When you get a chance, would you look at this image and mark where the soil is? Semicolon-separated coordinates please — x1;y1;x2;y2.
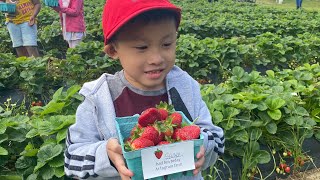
278;168;320;180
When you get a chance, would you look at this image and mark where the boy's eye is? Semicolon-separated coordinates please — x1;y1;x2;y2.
163;43;172;47
135;46;148;50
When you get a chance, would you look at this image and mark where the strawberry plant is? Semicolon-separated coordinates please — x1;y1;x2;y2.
201;65;319;179
0;85;82;179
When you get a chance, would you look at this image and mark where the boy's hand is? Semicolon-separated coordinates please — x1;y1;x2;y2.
107;138;134;180
193;146;205;176
28;16;35;26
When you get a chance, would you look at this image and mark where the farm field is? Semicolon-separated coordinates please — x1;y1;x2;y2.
257;0;320;11
0;0;320;180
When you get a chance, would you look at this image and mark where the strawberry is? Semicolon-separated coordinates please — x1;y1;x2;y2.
138;108;161;127
157;141;170;145
130;124;143;136
140;126;161;145
284;166;290;173
158;109;169;121
171;128;181;140
154;120;174;138
169;112;182;127
154;149;163;159
176;125;201;141
156;101;174;121
130;137;154;150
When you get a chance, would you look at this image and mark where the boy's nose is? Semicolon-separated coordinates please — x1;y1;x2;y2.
148;50;164;65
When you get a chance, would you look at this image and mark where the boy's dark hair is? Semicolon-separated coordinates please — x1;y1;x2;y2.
109;9;179;44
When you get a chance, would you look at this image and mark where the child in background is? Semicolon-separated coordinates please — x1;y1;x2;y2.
51;0;85;48
0;0;41;57
64;0;225;179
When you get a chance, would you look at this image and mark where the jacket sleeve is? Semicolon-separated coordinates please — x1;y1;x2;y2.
64;98;119;179
193;83;225;170
60;0;83;16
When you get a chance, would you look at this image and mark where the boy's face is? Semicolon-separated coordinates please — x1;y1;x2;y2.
108;18;177;91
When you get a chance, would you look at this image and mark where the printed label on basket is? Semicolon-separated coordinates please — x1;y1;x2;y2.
141;141;195;179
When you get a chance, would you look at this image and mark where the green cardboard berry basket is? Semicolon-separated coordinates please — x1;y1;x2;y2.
115;111;204;180
44;0;58;7
0;3;16;13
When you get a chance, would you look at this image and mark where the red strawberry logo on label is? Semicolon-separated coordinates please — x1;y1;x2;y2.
154;149;163;159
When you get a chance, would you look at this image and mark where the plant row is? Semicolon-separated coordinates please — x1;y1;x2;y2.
1;63;319;179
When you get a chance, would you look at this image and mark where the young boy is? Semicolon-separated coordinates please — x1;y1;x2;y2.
64;0;225;179
0;0;41;57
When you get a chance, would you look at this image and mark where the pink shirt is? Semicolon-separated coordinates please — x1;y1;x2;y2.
54;0;85;32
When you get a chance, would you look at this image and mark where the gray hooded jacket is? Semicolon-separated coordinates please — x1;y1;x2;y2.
64;66;225;179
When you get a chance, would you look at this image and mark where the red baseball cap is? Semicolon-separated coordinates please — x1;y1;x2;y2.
102;0;181;44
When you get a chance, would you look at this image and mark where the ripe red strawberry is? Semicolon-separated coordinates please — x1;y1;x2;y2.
154;149;163;159
176;125;201;141
156;101;174;121
140;126;161;145
284;166;290;173
158;109;169;121
157;141;170;145
138;108;161;127
171;128;181;140
130;137;154;150
169;112;182;127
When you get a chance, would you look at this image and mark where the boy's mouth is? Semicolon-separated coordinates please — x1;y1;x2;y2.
145;69;163;79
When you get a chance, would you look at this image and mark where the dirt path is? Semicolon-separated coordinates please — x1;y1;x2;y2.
278;168;320;180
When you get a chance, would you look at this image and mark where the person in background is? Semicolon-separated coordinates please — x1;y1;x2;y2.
64;0;225;179
296;0;303;9
51;0;86;48
0;0;41;57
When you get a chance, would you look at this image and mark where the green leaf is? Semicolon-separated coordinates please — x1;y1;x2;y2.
267;109;282;120
26;174;38;180
20;143;38;157
257;102;268;111
41;165;55;180
234;130;248;143
226;119;235;130
294;106;309;116
37;144;63;163
250;120;264;127
54;167;65;178
284;117;296;125
224;107;240;119
211;111;223;124
34;161;46;172
266;122;277;134
15;156;35;169
65;85;81;99
232;66;245;78
56;128;67;143
212;100;225;110
315;131;320;141
0;121;7;134
41;102;65;116
0;146;8;155
52;87;63;101
254;150;271;164
266;70;274;78
7;128;28;142
26;129;39;138
250;129;262;141
265;97;286;110
48;155;64;168
0;134;8;143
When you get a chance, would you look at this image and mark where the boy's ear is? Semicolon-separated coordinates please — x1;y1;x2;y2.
104;44;118;59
